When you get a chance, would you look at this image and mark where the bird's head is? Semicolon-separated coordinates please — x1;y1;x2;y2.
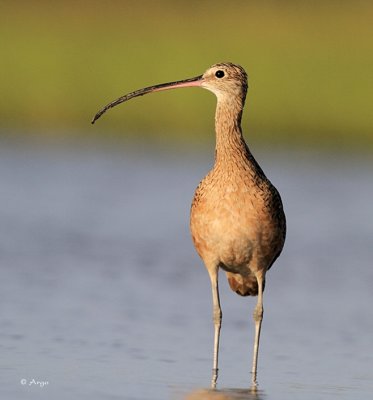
92;62;248;124
200;63;248;103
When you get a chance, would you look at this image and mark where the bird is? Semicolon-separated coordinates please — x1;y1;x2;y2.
92;62;286;388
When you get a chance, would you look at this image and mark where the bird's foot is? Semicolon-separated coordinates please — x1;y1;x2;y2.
211;368;219;389
251;370;258;388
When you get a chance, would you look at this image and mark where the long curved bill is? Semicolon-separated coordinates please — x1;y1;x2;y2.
91;74;203;124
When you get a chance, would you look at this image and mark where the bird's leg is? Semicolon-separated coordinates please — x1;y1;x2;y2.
251;272;264;387
208;267;222;389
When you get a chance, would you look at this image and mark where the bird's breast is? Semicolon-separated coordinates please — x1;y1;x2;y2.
190;171;285;271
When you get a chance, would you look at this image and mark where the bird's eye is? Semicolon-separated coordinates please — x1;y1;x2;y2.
215;70;225;78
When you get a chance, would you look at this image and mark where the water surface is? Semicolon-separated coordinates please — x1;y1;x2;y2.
0;143;372;399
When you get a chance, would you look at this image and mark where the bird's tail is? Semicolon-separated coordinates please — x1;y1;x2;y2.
226;272;265;296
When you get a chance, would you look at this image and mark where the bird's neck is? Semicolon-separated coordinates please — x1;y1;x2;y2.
213;98;266;179
214;98;249;164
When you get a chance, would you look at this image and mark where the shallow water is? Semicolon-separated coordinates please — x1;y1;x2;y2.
0;142;372;399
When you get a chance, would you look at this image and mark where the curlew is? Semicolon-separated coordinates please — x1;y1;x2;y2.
92;63;286;388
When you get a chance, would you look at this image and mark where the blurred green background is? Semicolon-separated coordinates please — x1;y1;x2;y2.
1;0;372;150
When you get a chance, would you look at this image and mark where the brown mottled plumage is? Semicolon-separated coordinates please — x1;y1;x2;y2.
190;64;285;293
189;63;286;388
92;62;286;388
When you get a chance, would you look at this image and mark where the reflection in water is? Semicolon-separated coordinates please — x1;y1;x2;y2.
185;387;264;400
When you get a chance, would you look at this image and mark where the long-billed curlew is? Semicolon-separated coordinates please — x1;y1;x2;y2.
92;63;286;388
